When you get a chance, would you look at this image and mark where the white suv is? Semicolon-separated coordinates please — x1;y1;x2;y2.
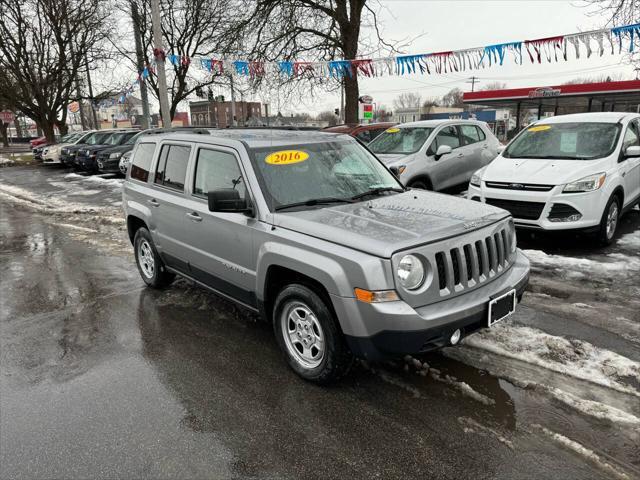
468;112;640;245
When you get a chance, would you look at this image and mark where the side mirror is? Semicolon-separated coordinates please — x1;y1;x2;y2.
389;166;400;177
208;188;252;215
624;145;640;158
434;144;452;160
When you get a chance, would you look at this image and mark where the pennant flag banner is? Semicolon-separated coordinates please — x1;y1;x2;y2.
115;22;639;101
163;22;639;79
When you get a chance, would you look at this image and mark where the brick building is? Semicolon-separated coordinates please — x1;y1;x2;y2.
189;100;262;128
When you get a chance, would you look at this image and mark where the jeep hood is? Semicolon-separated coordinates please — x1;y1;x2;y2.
274;190;509;258
484;155;610;185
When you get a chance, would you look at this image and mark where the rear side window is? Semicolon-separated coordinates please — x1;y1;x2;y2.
368;127;386;141
154;144;191;191
193;149;246;199
460;125;480;145
130;142;156;182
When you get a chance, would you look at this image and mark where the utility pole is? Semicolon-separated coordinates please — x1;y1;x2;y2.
150;0;171;127
63;7;86;130
131;1;151;129
84;53;99;129
229;74;237;127
466;76;480;92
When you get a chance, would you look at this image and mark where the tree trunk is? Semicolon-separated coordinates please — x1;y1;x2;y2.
40;121;55;142
343;75;359;124
0;122;8;147
13;116;22;138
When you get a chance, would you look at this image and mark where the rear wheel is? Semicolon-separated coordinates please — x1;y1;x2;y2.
596;195;621;246
134;227;175;288
273;284;353;384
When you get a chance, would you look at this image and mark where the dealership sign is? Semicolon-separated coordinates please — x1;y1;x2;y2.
528;87;561;98
0;111;15;124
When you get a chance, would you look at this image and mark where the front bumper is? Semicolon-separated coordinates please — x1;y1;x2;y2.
333;250;530;361
97;157;122;174
467;183;605;231
77;155;98;171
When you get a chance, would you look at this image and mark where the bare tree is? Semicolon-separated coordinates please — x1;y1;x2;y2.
317;110;338;126
117;0;243;120
239;0;403;124
440;88;466;108
582;0;639;64
562;73;631;84
480;82;508;91
393;92;422;110
0;0;112;141
374;104;392;122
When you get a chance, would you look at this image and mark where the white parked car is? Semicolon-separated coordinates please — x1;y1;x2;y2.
369;120;502;191
468;112;640;245
43;131;94;164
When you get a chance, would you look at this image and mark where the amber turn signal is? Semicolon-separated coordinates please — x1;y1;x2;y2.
354;288;400;303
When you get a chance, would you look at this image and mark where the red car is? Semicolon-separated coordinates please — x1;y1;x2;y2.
29;136;48;148
322;122;397;144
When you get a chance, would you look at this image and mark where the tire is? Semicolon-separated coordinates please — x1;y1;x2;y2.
596;195;621;246
133;227;175;288
408;179;431;190
273;284;354;384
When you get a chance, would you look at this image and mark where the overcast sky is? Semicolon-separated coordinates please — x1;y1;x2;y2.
259;0;636;116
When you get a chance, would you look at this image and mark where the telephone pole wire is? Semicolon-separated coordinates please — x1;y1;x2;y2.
466;76;480;92
151;0;171;128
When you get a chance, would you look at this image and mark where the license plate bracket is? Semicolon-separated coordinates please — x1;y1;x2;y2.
488;289;516;327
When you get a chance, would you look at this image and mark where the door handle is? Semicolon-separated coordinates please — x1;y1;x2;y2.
186;212;203;222
148;199;159;207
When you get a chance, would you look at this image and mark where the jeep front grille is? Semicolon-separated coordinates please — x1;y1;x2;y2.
435;225;512;296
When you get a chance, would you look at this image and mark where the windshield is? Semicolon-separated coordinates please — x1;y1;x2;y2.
107;132;138;145
74;132;93;144
250;139;402;211
125;132;143;145
503;122;621;160
60;133;78;143
368;127;434;155
84;132;112;145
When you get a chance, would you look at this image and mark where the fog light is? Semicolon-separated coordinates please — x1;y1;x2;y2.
450;329;461;345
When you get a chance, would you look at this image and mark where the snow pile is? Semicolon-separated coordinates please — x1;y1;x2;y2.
0;182;107;214
64;173;123;189
524;249;640;274
533;425;630;480
458;417;514;449
542;386;640;425
462;324;640;397
0;155;15;166
617;232;640;250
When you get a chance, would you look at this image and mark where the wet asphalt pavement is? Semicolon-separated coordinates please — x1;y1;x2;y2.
1;165;639;479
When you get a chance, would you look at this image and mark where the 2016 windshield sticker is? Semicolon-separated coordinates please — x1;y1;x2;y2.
386;127;400;133
528;125;551;132
265;150;309;165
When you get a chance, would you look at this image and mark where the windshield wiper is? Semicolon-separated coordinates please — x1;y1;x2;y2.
274;197;355;211
351;187;405;201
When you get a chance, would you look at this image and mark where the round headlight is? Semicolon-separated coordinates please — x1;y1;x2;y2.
397;254;425;290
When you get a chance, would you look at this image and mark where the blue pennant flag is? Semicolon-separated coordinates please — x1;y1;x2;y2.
168;54;180;66
328;60;352;78
233;60;249;76
396;55;426;75
278;61;293;76
611;23;640;52
200;58;212;72
481;42;522;65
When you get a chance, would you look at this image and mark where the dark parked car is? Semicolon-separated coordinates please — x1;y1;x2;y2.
61;130;128;168
322;122;397;144
97;127;212;175
76;130;139;173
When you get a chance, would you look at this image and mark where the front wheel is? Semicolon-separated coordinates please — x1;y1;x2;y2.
273;284;354;384
408;179;431;190
596;195;621;246
134;227;175;288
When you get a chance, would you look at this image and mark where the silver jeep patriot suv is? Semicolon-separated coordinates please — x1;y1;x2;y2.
123;130;529;383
